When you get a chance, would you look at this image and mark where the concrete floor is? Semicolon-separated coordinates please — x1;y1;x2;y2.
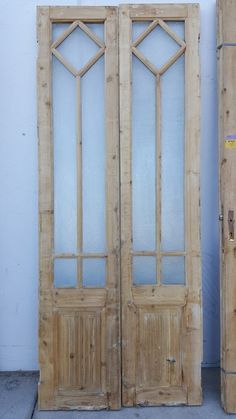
0;368;235;418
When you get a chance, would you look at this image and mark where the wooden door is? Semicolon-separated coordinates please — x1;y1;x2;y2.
37;6;120;410
120;4;202;406
217;0;236;413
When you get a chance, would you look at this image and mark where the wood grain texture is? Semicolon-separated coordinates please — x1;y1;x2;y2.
119;4;201;407
217;0;236;413
37;6;120;410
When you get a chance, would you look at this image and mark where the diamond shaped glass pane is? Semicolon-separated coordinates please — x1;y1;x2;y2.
55;26;100;72
136;22;184;70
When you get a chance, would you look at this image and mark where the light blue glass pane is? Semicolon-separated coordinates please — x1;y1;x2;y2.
82;57;106;253
82;258;106;287
162;256;185;285
137;23;183;70
54;259;77;288
166;21;185;40
133;256;156;285
132;56;156;251
52;23;69;43
86;23;104;41
161;55;185;252
53;57;77;253
56;27;99;72
132;21;151;42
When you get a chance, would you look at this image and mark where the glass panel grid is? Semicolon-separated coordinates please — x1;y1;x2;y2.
131;20;186;286
52;22;106;288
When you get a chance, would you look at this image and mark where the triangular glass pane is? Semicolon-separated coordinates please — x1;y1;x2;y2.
86;23;104;42
52;23;70;43
132;21;152;43
165;21;185;41
137;24;180;70
56;26;100;72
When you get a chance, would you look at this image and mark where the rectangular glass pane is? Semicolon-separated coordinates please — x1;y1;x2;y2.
82;57;106;253
54;259;77;288
132;55;156;251
133;256;156;285
53;57;77;253
161;54;185;252
162;256;185;285
82;258;106;288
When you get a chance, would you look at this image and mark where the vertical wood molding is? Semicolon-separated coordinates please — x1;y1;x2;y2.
218;0;236;413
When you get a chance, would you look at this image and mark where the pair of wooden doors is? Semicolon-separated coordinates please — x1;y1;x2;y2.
38;4;201;410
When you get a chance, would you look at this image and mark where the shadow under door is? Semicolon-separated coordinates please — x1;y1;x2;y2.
37;4;201;410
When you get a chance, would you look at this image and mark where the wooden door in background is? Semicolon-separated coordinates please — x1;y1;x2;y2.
120;4;202;406
37;6;120;410
218;0;236;413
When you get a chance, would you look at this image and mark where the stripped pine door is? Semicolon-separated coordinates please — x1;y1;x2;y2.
120;4;202;406
38;4;202;411
37;6;120;410
218;0;236;413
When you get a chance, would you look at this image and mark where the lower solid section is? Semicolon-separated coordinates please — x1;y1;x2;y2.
221;370;236;413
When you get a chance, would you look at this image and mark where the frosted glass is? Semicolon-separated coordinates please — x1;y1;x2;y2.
166;21;185;40
162;256;185;285
56;26;100;72
54;259;77;288
82;258;106;287
161;55;185;252
82;57;106;252
53;57;77;253
133;256;156;285
132;22;151;42
132;56;156;251
137;22;184;70
86;23;104;41
52;23;69;43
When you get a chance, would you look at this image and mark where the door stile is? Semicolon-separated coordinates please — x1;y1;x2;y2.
183;11;202;405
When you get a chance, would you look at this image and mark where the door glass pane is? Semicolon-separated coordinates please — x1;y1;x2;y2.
82;57;106;252
132;21;151;42
162;256;185;285
133;256;156;285
54;259;77;288
82;258;106;287
52;23;70;43
86;23;104;41
53;57;77;253
132;55;156;251
161;55;185;252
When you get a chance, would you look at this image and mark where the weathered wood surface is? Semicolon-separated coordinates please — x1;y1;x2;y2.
217;0;236;413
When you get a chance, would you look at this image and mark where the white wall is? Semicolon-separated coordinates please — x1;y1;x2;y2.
0;0;219;370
